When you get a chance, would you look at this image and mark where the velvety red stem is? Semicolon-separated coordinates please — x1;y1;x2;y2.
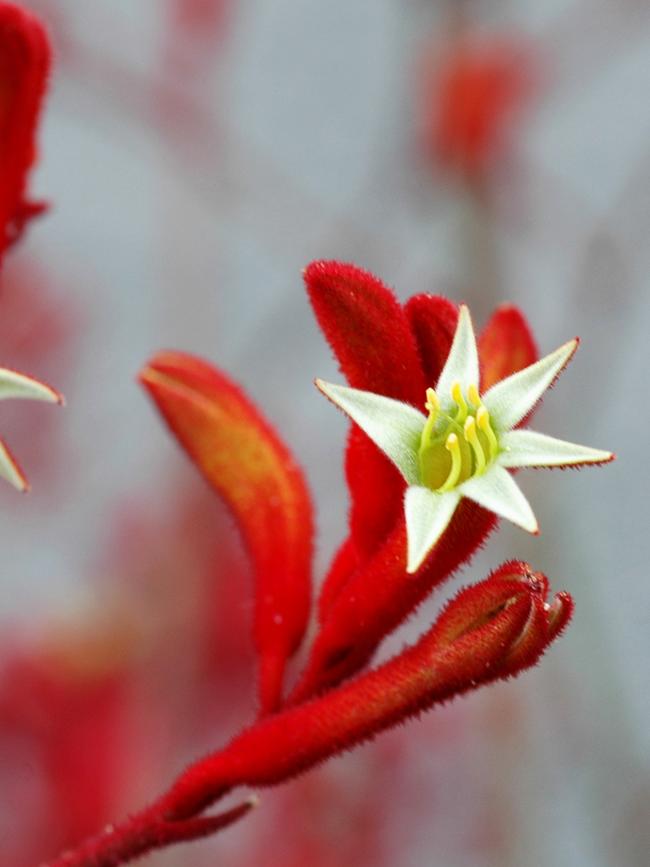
42;799;255;867
156;574;541;820
42;566;568;867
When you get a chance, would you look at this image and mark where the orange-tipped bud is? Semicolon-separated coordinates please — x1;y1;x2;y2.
139;351;313;714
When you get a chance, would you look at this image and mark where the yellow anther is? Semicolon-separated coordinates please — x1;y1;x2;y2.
464;416;486;475
477;406;499;460
424;387;439;415
419;387;440;460
451;381;468;423
439;433;462;491
468;383;482;409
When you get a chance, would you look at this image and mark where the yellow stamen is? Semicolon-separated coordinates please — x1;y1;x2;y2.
477;406;499;460
439;433;462;491
464;416;486;475
468;383;481;409
419;388;439;461
451;381;468;423
424;387;439;416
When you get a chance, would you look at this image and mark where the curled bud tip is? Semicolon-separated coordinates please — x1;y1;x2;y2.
547;591;574;639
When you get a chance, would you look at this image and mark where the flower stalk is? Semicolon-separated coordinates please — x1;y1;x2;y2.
41;564;569;867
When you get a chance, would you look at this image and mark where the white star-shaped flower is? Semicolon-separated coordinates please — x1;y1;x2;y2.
317;306;613;573
0;366;63;491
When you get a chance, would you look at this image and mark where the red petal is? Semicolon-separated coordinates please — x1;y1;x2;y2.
140;351;313;714
305;261;428;561
478;304;538;390
304;261;426;403
343;425;404;559
0;4;51;252
404;294;458;385
547;591;574;640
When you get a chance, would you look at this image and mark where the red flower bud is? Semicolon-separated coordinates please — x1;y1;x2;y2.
39;563;572;867
420;34;534;182
140;351;313;715
160;563;569;821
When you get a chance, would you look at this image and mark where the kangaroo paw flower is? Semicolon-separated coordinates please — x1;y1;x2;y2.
318;304;613;574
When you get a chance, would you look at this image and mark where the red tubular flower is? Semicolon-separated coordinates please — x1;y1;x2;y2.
43;258;592;867
139;351;313;715
0;2;51;256
293;261;538;700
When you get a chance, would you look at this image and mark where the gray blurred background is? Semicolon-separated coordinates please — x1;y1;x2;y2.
1;1;648;865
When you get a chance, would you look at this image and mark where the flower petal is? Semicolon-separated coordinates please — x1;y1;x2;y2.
435;305;480;410
498;429;614;468
344;424;405;558
305;261;428;556
0;367;63;403
0;435;28;491
304;261;426;404
482;339;577;431
460;465;538;533
478;304;538;390
404;486;461;573
404;294;458;384
316;380;424;485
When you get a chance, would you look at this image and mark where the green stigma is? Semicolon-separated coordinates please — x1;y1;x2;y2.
418;381;499;491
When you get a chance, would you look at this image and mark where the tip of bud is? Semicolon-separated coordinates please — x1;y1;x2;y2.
429;560;573;683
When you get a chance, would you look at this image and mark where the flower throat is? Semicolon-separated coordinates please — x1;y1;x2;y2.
418;382;499;492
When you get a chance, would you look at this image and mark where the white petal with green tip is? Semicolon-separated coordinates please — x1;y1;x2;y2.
460;465;538;533
435;305;479;411
498;429;613;468
405;486;461;573
316;380;424;485
482;339;577;431
0;368;61;403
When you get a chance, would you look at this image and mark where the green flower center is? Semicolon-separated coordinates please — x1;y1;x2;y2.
418;381;500;491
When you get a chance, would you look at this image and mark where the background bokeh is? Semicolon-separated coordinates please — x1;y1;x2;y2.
1;1;648;865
